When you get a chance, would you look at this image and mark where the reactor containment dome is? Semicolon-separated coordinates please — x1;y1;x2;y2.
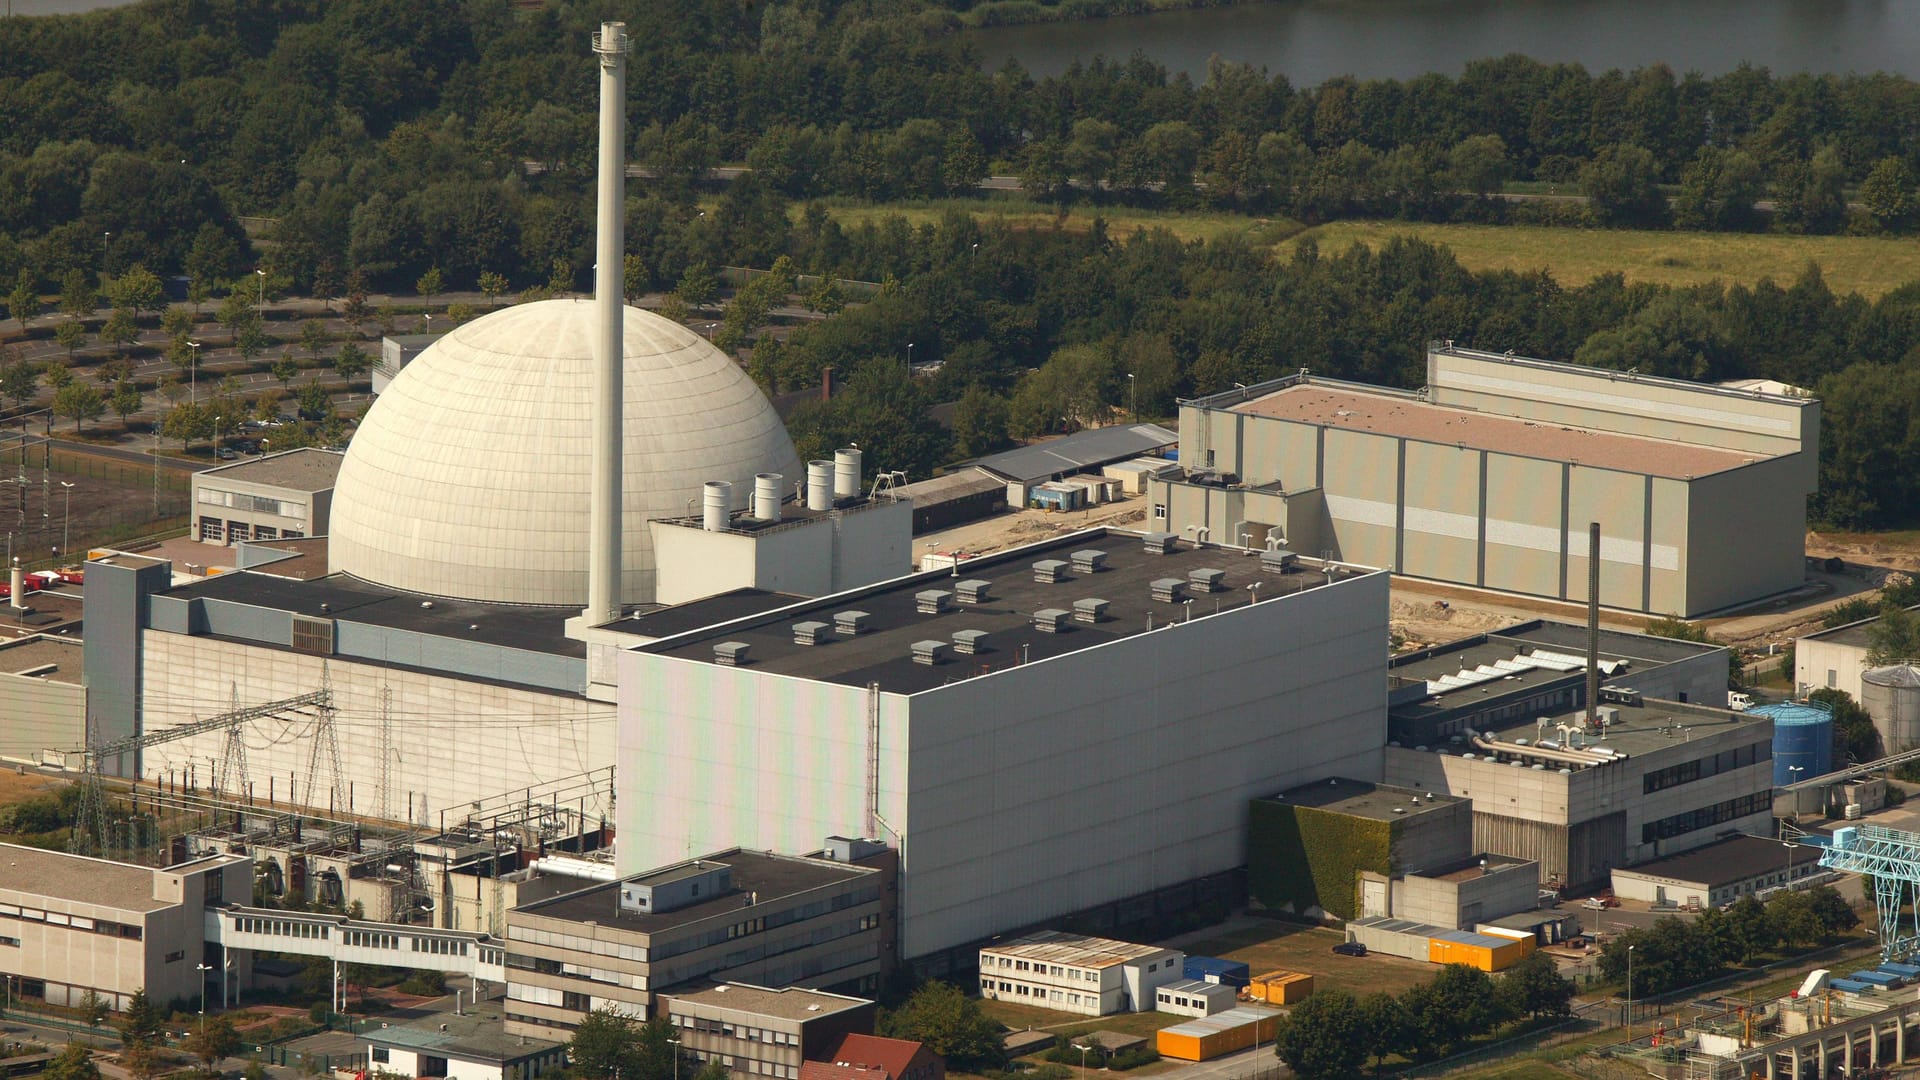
328;299;802;607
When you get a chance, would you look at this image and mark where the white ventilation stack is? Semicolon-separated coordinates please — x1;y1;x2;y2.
702;482;732;532
753;473;783;521
806;460;834;511
7;567;21;612
834;448;862;499
584;21;630;627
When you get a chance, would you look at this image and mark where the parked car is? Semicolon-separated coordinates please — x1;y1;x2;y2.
215;447;238;460
1332;941;1368;957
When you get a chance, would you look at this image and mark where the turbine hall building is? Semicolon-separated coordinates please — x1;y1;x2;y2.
1153;345;1819;616
615;528;1391;966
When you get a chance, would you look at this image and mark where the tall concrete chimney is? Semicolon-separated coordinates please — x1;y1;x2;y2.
585;22;629;626
1586;520;1601;726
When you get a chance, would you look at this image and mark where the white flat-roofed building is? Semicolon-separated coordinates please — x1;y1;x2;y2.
191;448;343;546
979;932;1184;1016
1154;979;1237;1017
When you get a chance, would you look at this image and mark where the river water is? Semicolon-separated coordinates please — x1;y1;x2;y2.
971;0;1920;84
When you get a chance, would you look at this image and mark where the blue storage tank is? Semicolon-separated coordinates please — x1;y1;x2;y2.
1754;701;1833;786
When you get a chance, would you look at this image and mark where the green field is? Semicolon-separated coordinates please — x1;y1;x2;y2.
1282;220;1920;299
805;197;1920;300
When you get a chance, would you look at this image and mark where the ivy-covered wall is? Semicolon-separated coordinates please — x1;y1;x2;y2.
1247;798;1394;920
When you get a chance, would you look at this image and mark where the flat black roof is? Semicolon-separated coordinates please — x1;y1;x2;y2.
164;571;585;658
517;849;873;935
1613;833;1815;888
1259;778;1465;821
967;425;1177;484
613;588;809;640
642;529;1346;693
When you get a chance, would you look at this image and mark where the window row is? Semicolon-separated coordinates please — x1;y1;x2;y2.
0;905;141;941
1641;792;1772;843
1643;741;1770;794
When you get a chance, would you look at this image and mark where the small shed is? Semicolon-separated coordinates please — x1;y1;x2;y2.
1154;979;1237;1017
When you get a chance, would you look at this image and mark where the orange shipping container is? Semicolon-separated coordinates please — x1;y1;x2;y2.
1157;1008;1284;1062
1247;970;1314;1004
1427;933;1528;972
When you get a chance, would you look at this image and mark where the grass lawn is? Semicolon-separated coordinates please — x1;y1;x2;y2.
1278;220;1920;299
1177;919;1439;998
796;195;1920;300
979;998;1184;1041
1446;1062;1579;1080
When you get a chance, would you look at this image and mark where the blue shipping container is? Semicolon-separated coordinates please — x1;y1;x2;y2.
1851;970;1901;986
1831;978;1878;993
1882;962;1920;979
1183;957;1252;988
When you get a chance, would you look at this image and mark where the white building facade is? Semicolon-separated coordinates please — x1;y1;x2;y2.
979;933;1184;1016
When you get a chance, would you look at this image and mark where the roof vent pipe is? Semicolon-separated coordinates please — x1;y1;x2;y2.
834;448;862;499
703;482;732;532
806;461;834;511
754;473;783;521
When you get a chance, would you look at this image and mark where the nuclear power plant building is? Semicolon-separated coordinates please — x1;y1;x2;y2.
617;533;1391;964
1155;345;1820;617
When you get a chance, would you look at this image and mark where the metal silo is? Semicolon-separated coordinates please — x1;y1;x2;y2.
1862;664;1920;754
1751;701;1834;786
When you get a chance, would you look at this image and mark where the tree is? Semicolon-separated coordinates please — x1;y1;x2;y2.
1766;889;1826;950
101;308;140;352
805;279;844;317
237;321;270;361
1273;989;1368;1080
477;271;509;309
1672;148;1764;231
1580;143;1666;227
106;266;165;317
77;989;110;1028
1861;156;1916;232
44;361;73;391
162;402;211;449
161;309;193;338
878;981;1005;1071
271;356;300;388
1868;604;1920;665
296;379;332;421
1448;134;1510;199
333;342;372;383
299;319;331;360
1496;950;1574;1019
43;1045;101;1080
1356;990;1413;1067
415;267;445;302
1806;884;1860;937
1774;148;1849;234
0;356;37;410
566;1008;681;1080
111;381;143;425
54;319;87;360
1402;964;1509;1055
675;263;719;309
622;255;650;302
951;385;1012;459
120;1043;161;1080
8;273;39;332
59;270;96;320
118;989;166;1046
54;380;105;432
183;1016;242;1076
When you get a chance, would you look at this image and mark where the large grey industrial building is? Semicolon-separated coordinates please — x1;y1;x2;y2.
617;529;1391;962
1155;345;1819;616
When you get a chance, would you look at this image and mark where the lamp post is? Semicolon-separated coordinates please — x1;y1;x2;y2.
152;428;160;514
101;231;111;274
254;268;266;314
1073;1043;1090;1080
667;1035;681;1080
1126;372;1136;422
57;482;72;555
214;415;223;458
187;340;202;404
906;341;914;376
1625;944;1635;1044
195;962;213;1029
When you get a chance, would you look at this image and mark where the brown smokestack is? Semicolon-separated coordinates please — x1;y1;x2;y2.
1586;520;1601;726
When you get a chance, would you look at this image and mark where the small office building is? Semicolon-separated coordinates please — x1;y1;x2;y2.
191;448;343;546
978;931;1184;1016
1609;833;1826;908
801;1034;943;1080
0;843;251;1010
363;999;565;1080
661;984;876;1080
1154;980;1238;1017
969;424;1178;506
502;846;887;1037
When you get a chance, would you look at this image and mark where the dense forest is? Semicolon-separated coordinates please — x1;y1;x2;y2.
5;0;1920;526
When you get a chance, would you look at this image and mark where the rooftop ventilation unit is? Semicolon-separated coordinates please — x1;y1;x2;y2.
916;590;953;614
753;473;784;522
703;481;733;532
1073;598;1110;623
1033;559;1070;584
1261;548;1299;573
1070;549;1108;574
952;629;988;655
793;621;831;646
1034;608;1071;633
1151;577;1188;602
713;641;751;667
954;579;992;605
834;610;870;636
911;640;948;666
1189;567;1226;592
1142;532;1177;555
